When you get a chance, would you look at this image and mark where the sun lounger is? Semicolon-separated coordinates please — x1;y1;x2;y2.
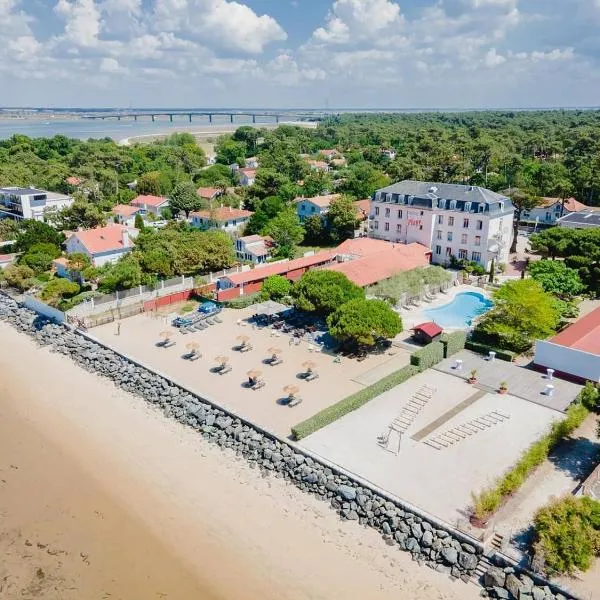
163;340;176;348
206;318;215;325
252;379;265;390
305;371;319;382
287;396;303;407
214;316;222;323
269;357;283;366
218;364;232;375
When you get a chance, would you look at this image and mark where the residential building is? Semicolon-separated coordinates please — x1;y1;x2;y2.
238;168;256;187
197;187;222;202
381;149;397;160
245;157;259;168
331;157;347;169
534;306;600;382
306;160;331;172
557;209;600;230
131;194;170;216
65;224;138;267
206;154;217;165
521;196;587;226
0;186;74;221
190;206;253;232
111;204;142;226
0;254;15;269
318;149;340;160
369;180;514;269
235;234;273;264
295;194;340;222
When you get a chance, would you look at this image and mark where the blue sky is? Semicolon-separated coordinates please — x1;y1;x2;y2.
1;0;599;108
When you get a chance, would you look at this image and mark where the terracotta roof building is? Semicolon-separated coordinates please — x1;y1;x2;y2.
66;176;82;186
65;224;138;267
111;204;142;225
521;196;588;226
131;194;169;216
197;187;221;200
295;194;340;222
190;206;253;232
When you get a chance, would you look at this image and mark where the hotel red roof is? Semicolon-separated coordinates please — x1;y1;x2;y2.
325;243;431;287
549;306;600;355
191;206;253;221
131;194;168;208
66;176;82;186
69;224;133;255
223;251;336;286
336;237;401;257
412;322;443;337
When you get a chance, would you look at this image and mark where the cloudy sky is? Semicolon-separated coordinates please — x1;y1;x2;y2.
2;0;599;108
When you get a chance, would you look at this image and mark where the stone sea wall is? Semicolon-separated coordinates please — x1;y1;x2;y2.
0;293;578;599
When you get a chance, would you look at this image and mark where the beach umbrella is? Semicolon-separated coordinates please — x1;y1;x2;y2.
215;355;229;365
268;346;282;355
236;334;250;343
186;341;200;352
302;360;317;371
247;369;262;379
283;384;300;398
159;330;172;339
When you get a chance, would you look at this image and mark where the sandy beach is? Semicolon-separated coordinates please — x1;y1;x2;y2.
0;322;479;600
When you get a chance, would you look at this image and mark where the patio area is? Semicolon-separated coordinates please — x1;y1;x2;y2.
91;306;412;437
434;350;582;412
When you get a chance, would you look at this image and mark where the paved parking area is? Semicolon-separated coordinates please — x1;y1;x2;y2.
300;369;561;525
434;351;582;412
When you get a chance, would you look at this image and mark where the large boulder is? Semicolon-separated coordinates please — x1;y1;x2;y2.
337;485;356;502
484;567;507;588
441;547;458;565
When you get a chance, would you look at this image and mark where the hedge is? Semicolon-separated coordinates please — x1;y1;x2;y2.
410;341;445;370
221;292;261;309
472;391;592;520
291;364;420;440
465;340;516;362
441;331;467;358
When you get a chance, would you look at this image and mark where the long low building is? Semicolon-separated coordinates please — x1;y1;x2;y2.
534;306;600;382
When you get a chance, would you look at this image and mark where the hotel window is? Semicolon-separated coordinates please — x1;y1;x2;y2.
436;230;442;240
438;215;443;224
472;251;481;262
475;236;481;246
446;247;452;256
461;233;468;244
374;221;379;229
447;231;453;241
464;202;471;212
384;222;390;231
449;200;457;210
385;207;390;217
435;245;441;254
448;216;455;226
458;248;468;260
398;209;403;218
463;218;469;228
375;207;379;216
476;220;483;230
396;223;402;232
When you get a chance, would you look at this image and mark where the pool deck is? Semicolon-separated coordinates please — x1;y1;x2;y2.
397;284;491;332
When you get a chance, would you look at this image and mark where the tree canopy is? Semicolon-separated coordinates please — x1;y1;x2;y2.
292;270;365;314
326;194;360;242
327;298;402;347
259;275;292;301
527;259;585;299
169;181;203;217
264;207;304;258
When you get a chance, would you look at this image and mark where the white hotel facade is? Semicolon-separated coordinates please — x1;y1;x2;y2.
369;181;514;269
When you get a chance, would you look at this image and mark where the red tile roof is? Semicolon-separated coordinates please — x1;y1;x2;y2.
112;204;141;217
223;252;336;286
335;237;398;257
412;322;443;337
319;149;339;158
325;243;431;287
306;160;329;169
296;194;340;209
197;187;221;200
0;254;14;263
549;306;600;355
537;197;587;212
69;224;133;255
66;176;82;186
131;194;168;208
191;206;253;221
354;199;371;218
239;168;256;177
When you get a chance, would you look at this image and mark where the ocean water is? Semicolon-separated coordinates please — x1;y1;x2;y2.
0;115;296;142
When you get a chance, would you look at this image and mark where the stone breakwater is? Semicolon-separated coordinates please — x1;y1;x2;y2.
0;294;577;600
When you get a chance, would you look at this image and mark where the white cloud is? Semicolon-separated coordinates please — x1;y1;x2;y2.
8;35;42;60
55;0;102;47
484;47;506;66
99;56;127;73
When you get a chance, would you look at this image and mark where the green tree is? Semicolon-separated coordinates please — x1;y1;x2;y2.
326;195;360;242
327;298;402;347
169;181;203;217
507;189;539;253
533;496;600;575
20;251;55;275
260;275;292;301
134;212;145;231
251;169;291;199
474;279;561;352
136;171;162;196
48;200;105;230
3;264;35;291
528;260;585;299
0;218;19;242
141;247;174;277
244;196;285;235
303;214;325;245
66;252;91;281
15;220;64;253
264;207;305;258
232;126;259;155
40;278;80;306
215;137;247;166
342;162;389;199
98;256;144;292
292;270;365;315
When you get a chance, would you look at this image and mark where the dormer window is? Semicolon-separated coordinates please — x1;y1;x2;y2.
464;202;471;212
449;200;457;210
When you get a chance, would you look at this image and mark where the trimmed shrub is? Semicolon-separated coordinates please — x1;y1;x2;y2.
441;331;467;358
292;364;420;439
472;399;590;520
221;292;261;309
410;341;444;370
465;340;516;362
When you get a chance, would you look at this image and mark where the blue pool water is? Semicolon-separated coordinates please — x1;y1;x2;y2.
423;292;493;329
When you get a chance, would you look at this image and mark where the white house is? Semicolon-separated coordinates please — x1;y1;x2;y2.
111;204;142;226
235;235;273;264
65;224;138;267
190;206;253;233
369;181;514;269
521;196;587;226
131;194;170;217
295;194;340;222
238;168;256;187
0;186;74;221
382;149;397;160
245;157;259;168
306;160;331;173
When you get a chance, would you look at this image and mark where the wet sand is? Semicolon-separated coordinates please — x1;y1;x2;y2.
0;322;479;600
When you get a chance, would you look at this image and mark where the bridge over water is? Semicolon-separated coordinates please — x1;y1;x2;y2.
82;111;333;124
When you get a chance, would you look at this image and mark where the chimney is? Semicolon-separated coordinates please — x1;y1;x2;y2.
122;228;130;248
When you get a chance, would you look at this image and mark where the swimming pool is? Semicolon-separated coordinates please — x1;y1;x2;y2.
423;291;493;329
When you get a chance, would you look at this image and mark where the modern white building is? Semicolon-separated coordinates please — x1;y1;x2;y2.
65;224;139;267
0;186;74;221
369;181;514;269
